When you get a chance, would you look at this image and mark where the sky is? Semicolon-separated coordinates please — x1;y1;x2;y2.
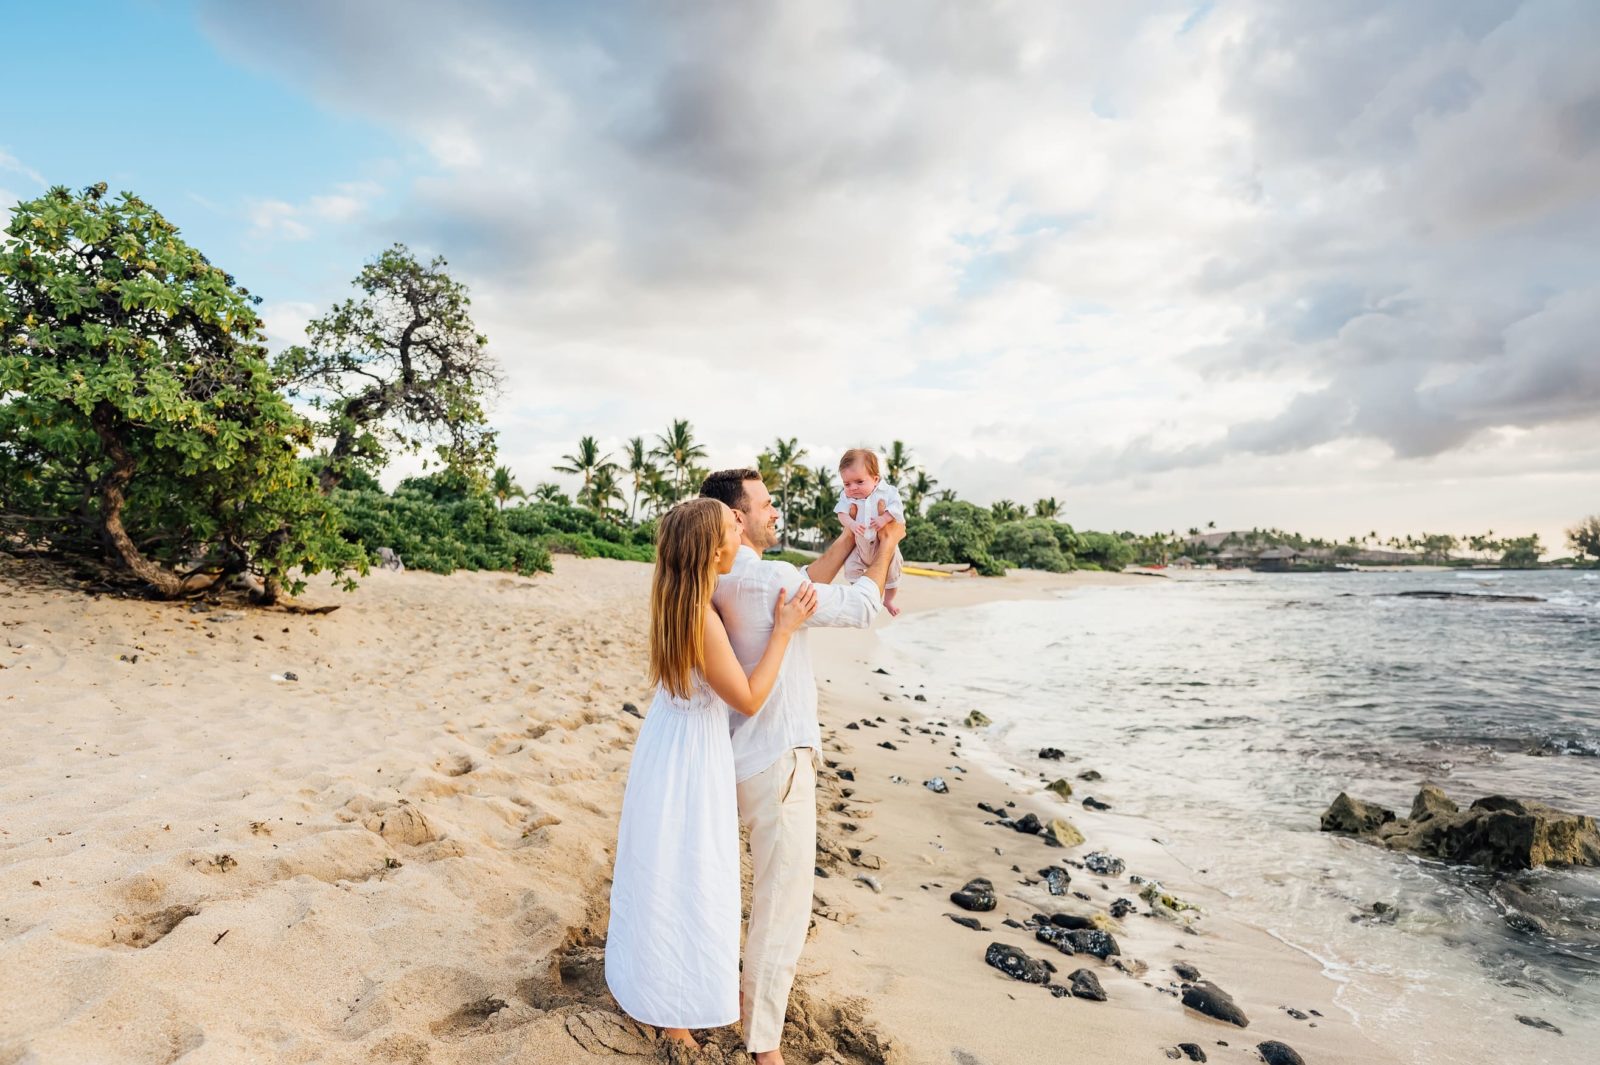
3;0;1597;552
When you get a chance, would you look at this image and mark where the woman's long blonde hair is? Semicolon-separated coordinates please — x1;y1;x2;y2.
648;497;725;699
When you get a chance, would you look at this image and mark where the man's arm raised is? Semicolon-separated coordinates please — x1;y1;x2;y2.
857;518;905;599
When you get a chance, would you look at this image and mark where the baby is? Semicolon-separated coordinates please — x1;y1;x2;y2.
835;448;905;616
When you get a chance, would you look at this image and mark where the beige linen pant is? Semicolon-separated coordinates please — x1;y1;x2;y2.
735;747;817;1054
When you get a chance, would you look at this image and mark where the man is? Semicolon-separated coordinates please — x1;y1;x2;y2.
699;468;904;1065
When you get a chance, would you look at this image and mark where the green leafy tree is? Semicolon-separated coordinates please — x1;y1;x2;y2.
1034;497;1062;519
925;499;1003;575
651;418;707;498
490;465;526;510
277;244;500;494
992;518;1072;572
1499;534;1544;568
1567;516;1600;561
0;183;362;598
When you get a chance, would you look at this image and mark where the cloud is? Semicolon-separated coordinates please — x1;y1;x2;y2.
0;149;45;188
247;181;384;241
194;0;1600;544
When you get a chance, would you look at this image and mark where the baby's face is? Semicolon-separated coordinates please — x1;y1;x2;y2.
840;462;877;499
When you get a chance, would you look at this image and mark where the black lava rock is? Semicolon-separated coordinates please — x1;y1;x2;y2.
1047;913;1095;931
1257;1041;1306;1065
621;702;642;718
1181;981;1250;1028
1172;961;1202;982
837;769;855;781
984;942;1050;984
1035;925;1120;959
1011;812;1044;835
1176;1044;1207;1062
877;741;897;750
1077;769;1103;781
1038;866;1071;896
1083;851;1125;876
1068;968;1107;1001
950;877;997;912
1109;897;1136;919
1039;747;1066;760
1065;928;1120;959
846;722;860;730
1083;796;1112;811
945;914;984;931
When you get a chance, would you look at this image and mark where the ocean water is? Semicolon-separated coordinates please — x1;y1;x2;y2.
880;569;1600;1065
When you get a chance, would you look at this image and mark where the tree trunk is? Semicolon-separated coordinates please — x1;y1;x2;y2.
90;402;187;598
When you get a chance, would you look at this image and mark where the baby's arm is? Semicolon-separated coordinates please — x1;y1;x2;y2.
835;495;864;538
871;497;892;530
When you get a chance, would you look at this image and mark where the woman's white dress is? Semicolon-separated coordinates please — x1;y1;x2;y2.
605;673;741;1029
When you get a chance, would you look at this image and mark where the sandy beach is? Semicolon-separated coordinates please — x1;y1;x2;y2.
1;555;1401;1064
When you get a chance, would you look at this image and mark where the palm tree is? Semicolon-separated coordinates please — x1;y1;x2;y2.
651;419;709;498
1034;497;1062;519
581;464;625;519
769;437;808;549
623;436;654;525
641;467;676;518
931;488;958;505
991;499;1024;523
491;465;527;510
880;440;913;485
554;435;614;497
903;468;937;516
807;466;841;541
533;482;568;505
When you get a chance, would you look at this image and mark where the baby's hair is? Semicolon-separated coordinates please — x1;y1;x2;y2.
838;448;880;477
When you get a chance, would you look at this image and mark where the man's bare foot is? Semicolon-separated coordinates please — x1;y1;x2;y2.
884;589;901;617
753;1050;785;1065
661;1027;699;1050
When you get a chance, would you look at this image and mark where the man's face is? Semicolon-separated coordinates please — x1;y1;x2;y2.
737;477;781;550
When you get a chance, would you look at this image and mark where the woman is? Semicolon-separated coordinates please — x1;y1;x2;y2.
604;497;817;1050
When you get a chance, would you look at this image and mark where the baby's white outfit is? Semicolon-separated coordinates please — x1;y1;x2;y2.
834;480;905;589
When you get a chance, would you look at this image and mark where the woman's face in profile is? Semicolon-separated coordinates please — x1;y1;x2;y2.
716;503;741;575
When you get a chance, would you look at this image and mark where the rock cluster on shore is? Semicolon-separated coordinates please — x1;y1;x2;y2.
1321;784;1600;870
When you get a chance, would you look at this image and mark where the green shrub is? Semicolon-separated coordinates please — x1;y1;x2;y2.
992;518;1073;572
1077;531;1134;571
331;485;551;576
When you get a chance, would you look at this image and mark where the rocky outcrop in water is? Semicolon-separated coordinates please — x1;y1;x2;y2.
1320;786;1600;871
1320;792;1395;834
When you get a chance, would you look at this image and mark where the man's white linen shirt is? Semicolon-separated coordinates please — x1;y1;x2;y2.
713;546;882;782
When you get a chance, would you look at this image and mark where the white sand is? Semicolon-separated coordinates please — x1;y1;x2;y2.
1;556;1400;1064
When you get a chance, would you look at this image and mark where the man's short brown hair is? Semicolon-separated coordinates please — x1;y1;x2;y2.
699;468;763;512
